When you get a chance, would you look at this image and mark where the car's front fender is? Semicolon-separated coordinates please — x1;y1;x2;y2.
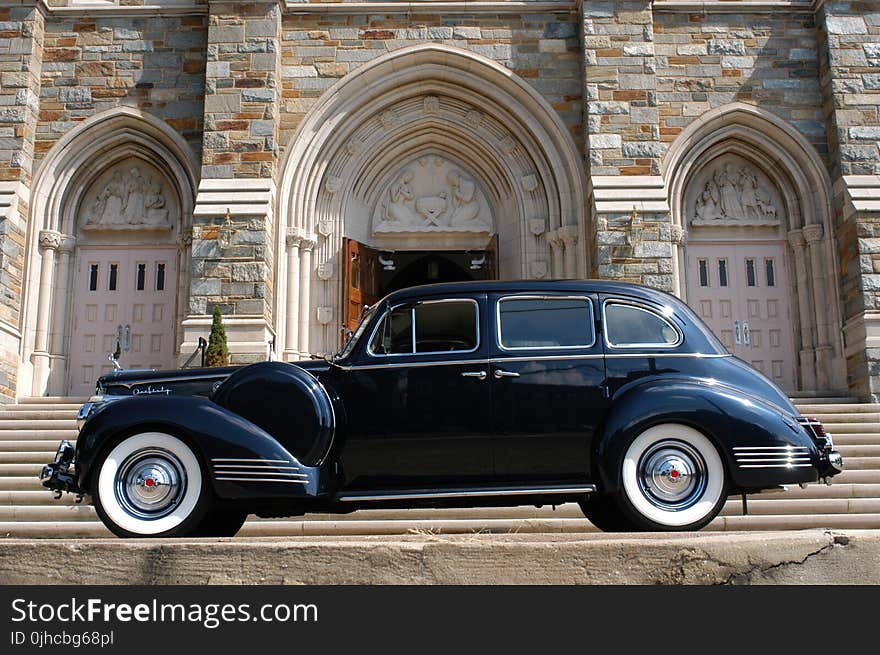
593;379;821;493
74;396;323;500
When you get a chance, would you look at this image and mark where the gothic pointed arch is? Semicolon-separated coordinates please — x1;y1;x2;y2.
22;107;199;395
664;103;845;392
276;43;589;357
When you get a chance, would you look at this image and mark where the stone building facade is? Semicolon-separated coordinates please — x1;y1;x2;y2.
1;0;879;400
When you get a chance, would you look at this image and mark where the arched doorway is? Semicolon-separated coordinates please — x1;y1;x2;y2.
21;108;197;396
665;104;846;393
277;44;589;358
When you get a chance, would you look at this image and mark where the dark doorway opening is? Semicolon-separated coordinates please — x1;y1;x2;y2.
379;251;492;295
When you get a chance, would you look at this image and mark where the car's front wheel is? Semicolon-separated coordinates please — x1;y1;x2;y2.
92;432;216;538
583;423;728;531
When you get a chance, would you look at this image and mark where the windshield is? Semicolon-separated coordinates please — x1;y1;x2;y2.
336;304;378;359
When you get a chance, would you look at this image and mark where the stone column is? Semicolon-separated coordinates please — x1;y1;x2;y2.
187;1;283;363
670;225;687;299
559;225;579;279
547;230;565;278
47;236;75;396
297;236;317;356
284;230;302;360
804;224;833;388
31;230;62;395
818;5;880;398
788;229;816;391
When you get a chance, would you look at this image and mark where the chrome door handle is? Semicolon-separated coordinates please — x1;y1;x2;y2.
734;320;741;345
494;369;520;379
742;321;750;346
461;371;487;381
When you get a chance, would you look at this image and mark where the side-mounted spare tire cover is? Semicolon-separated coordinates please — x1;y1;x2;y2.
210;361;335;467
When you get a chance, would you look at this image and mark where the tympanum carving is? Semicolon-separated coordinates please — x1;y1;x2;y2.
372;155;493;235
81;162;174;231
690;160;780;227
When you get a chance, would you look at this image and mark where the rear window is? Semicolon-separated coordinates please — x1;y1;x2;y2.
604;301;680;348
369;300;479;355
498;297;595;349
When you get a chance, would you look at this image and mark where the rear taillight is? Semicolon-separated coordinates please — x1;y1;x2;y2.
806;417;826;438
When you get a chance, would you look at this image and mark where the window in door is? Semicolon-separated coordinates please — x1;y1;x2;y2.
368;300;478;355
497;296;595;349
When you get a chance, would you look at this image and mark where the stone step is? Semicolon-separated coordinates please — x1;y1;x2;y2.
0;410;79;420
804;414;880;424
0;463;47;476
0;491;86;505
817;422;880;433
828;433;880;445
790;395;858;403
796;403;880;414
17;397;89;405
0;440;75;452
0;430;79;440
0;452;58;463
0;420;77;431
4;512;880;538
836;445;880;457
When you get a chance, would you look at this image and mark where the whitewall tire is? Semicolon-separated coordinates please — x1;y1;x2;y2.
93;432;209;537
618;423;727;530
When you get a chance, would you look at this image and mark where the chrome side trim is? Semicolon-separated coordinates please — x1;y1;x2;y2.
737;464;814;469
733;446;810;451
110;374;231;389
211;458;292;464
213;464;302;471
214;477;309;484
603;352;730;359
734;446;813;469
337;484;597;503
212;471;309;478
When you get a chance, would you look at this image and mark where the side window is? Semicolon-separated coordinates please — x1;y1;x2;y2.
369;300;478;355
498;297;595;349
604;301;680;348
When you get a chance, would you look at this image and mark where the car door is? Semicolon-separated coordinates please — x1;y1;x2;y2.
337;294;493;490
489;293;608;484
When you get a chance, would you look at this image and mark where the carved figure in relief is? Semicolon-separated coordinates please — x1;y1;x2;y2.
145;174;169;225
715;164;743;219
384;169;418;225
693;162;778;224
124;167;147;224
447;169;480;226
85;165;170;229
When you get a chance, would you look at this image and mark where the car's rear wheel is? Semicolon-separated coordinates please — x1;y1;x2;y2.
92;432;213;538
581;423;728;532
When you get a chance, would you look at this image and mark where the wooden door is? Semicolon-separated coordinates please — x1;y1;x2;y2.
686;242;795;390
343;239;381;332
69;247;178;395
485;234;499;279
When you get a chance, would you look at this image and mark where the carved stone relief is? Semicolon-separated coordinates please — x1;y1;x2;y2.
372;155;493;235
688;155;782;227
80;159;175;231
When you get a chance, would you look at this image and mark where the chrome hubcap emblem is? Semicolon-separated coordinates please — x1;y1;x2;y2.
115;449;186;520
638;440;707;511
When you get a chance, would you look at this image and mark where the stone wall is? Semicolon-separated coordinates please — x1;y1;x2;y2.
278;10;583;154
0;5;43;400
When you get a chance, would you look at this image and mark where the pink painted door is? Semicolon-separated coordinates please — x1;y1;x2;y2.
69;248;178;396
686;243;795;390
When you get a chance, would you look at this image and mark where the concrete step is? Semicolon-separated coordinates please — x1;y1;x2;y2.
804;413;880;423
0;452;58;464
0;491;85;506
0;477;49;491
828;433;880;445
0;463;46;476
790;396;858;403
818;422;880;433
837;445;880;457
0;420;77;430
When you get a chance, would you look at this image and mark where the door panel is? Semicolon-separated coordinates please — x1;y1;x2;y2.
489;293;607;483
686;242;795;390
337;295;493;489
343;238;381;333
69;247;177;395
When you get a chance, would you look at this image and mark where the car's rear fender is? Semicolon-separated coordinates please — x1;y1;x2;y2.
74;396;323;500
593;379;820;494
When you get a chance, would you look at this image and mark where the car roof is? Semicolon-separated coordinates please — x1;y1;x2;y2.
384;279;678;305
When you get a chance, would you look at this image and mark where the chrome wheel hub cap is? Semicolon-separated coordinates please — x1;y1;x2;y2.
638;440;707;511
115;449;186;520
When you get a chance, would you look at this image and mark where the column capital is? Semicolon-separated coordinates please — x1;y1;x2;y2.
38;229;63;251
670;224;688;246
546;228;564;250
285;227;304;249
803;223;825;244
558;224;579;245
787;228;805;249
300;235;318;252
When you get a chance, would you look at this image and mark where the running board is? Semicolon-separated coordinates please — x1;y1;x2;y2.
336;484;597;503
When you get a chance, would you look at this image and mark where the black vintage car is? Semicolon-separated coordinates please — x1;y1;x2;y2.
42;280;843;536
